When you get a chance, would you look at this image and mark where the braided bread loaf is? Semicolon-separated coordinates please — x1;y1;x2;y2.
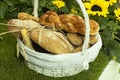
39;11;99;35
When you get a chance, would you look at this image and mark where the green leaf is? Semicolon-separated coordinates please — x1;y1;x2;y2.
58;6;69;14
4;0;17;6
114;3;120;8
101;28;112;40
19;0;29;3
0;2;8;18
39;0;48;7
106;21;116;28
107;40;120;56
116;56;120;63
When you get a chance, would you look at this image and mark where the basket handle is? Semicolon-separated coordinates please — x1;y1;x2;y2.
76;0;90;54
76;0;90;70
33;0;38;17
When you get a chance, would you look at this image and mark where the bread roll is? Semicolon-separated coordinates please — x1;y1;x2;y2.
66;33;82;46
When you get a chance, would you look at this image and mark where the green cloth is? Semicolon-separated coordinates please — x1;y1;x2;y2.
0;26;109;80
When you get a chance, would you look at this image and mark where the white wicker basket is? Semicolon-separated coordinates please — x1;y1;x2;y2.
17;0;102;77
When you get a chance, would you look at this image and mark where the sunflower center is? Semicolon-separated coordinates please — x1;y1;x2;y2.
105;0;110;1
91;5;102;11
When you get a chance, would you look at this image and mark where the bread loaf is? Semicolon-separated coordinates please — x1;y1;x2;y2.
30;28;74;54
66;33;82;46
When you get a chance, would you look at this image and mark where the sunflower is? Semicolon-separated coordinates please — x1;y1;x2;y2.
104;0;117;5
114;8;120;21
52;0;65;9
84;0;109;17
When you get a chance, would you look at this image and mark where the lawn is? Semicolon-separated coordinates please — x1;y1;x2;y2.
0;24;110;80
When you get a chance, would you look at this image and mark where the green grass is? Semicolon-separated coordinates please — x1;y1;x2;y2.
0;25;110;80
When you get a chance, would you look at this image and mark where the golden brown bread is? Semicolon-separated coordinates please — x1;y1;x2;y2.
77;20;98;35
66;33;82;46
59;14;79;33
21;28;34;50
73;44;83;53
7;19;40;31
82;35;98;45
7;12;99;54
39;11;64;30
89;35;98;45
18;11;99;35
29;28;74;54
39;11;99;35
18;12;39;22
73;44;90;53
59;14;99;35
7;19;41;37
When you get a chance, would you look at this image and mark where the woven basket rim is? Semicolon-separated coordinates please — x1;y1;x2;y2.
18;33;102;60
